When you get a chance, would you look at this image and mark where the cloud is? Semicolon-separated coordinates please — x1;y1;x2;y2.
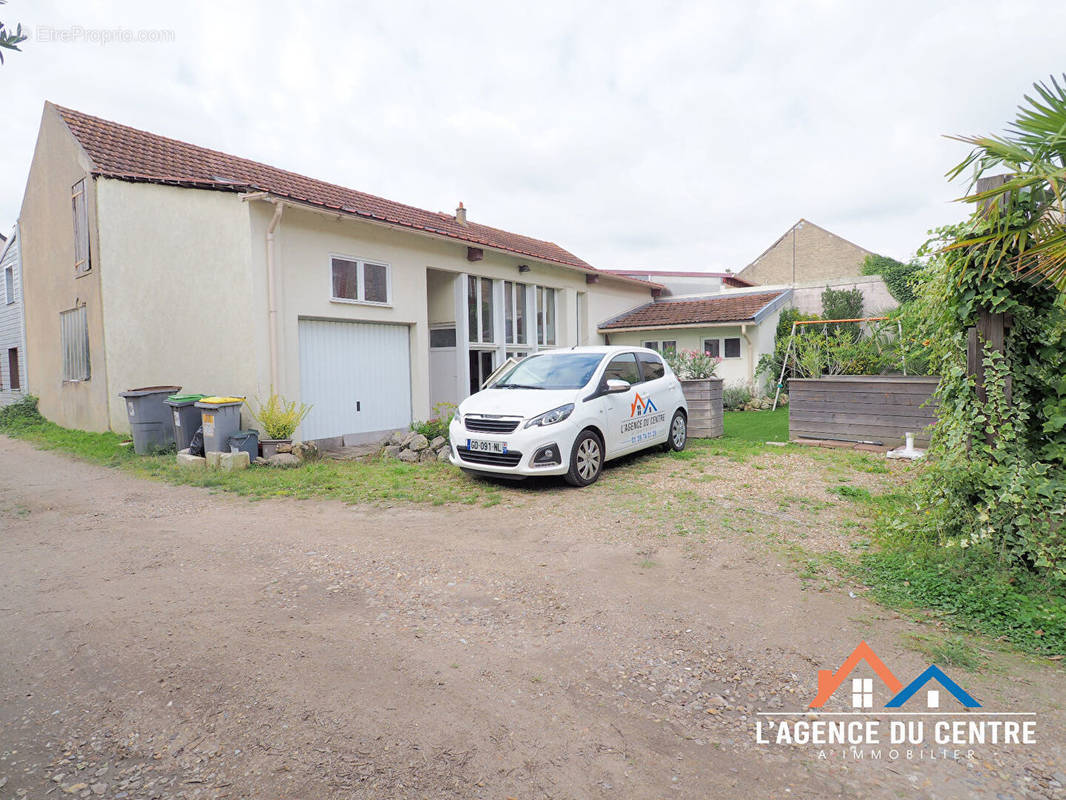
3;0;1065;270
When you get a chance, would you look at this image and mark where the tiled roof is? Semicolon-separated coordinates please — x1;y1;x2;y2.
54;104;602;271
599;290;788;330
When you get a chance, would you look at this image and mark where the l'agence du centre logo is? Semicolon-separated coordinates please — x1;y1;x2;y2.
755;641;1037;761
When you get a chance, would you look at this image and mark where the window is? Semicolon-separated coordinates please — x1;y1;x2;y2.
536;286;556;346
72;179;90;274
723;337;741;358
467;276;496;344
7;348;19;391
642;341;659;352
4;266;13;304
575;291;586;346
60;305;90;382
504;281;528;345
469;349;496;395
703;338;720;358
603;352;640;384
852;678;873;709
330;256;390;304
429;326;456;348
661;340;677;355
637;352;665;381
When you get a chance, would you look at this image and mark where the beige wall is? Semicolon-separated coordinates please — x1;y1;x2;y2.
603;313;782;391
738;220;871;285
96;182;260;432
19;104;112;431
251;201;655;424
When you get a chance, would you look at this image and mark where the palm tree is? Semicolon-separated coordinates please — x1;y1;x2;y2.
946;74;1066;290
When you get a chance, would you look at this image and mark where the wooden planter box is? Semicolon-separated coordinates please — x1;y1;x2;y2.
788;375;939;448
681;378;723;439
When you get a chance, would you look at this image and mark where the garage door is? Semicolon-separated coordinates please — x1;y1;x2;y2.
298;319;412;441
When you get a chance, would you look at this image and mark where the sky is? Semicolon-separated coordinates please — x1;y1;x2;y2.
2;0;1065;271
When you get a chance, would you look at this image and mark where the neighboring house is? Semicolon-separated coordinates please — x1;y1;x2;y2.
17;102;657;442
597;289;792;388
0;225;27;405
736;219;873;286
719;273;897;317
604;269;754;296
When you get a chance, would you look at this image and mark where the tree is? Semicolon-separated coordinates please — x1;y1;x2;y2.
947;74;1066;289
0;1;26;64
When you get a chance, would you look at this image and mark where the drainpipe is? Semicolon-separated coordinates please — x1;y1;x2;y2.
265;200;284;391
741;323;755;391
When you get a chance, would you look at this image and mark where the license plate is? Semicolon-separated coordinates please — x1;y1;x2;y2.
467;438;507;454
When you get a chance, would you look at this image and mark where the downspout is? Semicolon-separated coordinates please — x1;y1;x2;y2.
265;200;284;391
741;323;755;391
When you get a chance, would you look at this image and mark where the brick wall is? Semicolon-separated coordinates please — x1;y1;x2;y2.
738;220;870;285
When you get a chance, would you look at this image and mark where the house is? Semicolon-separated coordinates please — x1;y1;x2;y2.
17;102;658;443
885;665;981;709
736;218;874;286
808;641;903;709
597;288;792;388
0;225;27;406
603;269;754;296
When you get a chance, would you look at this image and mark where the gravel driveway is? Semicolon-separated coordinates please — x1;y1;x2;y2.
0;436;1063;798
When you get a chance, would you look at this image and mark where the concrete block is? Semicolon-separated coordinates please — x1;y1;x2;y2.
176;449;207;469
219;451;250;471
205;451;223;468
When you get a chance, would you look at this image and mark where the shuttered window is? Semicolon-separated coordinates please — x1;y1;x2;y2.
60;305;90;381
72;179;91;274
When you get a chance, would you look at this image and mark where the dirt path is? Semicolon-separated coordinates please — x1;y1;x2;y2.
0;436;1063;799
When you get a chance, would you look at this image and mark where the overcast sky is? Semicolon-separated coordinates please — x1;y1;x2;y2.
3;1;1064;271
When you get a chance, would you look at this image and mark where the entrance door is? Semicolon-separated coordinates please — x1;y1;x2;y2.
298;319;412;441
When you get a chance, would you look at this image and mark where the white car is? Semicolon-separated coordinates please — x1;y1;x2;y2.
449;346;688;486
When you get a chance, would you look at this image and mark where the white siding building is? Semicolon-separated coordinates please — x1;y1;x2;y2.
0;227;27;405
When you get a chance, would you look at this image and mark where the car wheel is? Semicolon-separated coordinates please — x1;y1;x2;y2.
565;430;603;487
664;410;687;452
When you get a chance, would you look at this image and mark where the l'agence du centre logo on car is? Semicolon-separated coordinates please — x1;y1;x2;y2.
620;392;667;440
755;641;1037;762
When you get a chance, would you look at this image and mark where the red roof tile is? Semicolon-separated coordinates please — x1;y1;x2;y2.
54;104;601;271
599;291;788;330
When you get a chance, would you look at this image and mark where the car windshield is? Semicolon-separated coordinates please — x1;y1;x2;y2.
494;353;605;390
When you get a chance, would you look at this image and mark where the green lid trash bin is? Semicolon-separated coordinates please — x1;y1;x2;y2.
165;393;207;451
119;385;182;454
195;397;245;454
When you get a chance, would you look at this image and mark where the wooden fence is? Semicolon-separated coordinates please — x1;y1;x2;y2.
788;376;939;447
681;378;723;439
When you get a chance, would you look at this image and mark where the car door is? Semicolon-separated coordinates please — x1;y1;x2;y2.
635;351;673;446
599;352;648;458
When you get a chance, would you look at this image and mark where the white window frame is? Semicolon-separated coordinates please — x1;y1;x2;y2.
702;336;742;359
467;275;498;345
536;286;557;347
503;280;531;348
329;254;392;306
60;305;90;382
72;179;90;275
4;265;13;305
851;678;873;709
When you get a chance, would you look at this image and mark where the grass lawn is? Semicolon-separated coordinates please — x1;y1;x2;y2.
722;407;788;443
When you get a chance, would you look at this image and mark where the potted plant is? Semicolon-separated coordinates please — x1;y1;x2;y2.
250;392;312;457
664;349;724;439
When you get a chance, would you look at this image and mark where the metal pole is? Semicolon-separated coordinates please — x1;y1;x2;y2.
772;322;797;412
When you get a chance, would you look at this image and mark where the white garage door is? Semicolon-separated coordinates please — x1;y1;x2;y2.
298;319;412;441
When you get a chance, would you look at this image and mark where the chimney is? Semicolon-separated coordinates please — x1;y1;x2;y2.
456;201;467;226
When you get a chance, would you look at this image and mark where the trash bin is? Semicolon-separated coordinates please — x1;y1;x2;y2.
165;393;207;451
195;397;245;453
228;429;259;462
119;385;182;454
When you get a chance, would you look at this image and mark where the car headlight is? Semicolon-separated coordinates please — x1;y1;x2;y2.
524;403;574;429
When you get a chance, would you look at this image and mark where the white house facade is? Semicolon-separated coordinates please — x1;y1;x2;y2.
0;226;27;405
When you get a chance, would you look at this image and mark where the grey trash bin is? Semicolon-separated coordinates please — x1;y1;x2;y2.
195;397;245;454
165;393;208;451
119;386;183;454
228;429;259;462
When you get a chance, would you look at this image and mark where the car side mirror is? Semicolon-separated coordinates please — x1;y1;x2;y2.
605;378;631;394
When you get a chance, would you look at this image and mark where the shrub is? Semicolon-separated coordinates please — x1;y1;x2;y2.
0;395;45;431
722;383;752;411
664;349;721;379
411;402;456;441
863;253;923;305
250;392;312;440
